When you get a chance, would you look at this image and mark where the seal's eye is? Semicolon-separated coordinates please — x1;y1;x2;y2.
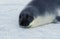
26;14;33;21
19;14;24;19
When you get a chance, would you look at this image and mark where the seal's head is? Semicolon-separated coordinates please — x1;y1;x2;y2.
19;10;34;28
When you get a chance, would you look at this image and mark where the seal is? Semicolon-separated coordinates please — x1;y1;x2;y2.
19;0;60;28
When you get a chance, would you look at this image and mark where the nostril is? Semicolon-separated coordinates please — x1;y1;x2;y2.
20;20;29;27
20;23;28;26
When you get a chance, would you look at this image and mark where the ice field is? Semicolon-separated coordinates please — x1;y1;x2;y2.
0;0;60;39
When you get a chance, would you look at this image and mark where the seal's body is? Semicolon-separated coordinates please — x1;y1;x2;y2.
19;0;60;28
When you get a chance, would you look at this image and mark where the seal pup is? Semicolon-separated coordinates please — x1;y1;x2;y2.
19;0;60;28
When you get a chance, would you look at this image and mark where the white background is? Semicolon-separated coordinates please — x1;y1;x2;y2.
0;0;60;39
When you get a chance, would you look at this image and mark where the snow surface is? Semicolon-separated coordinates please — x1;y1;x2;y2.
0;0;60;39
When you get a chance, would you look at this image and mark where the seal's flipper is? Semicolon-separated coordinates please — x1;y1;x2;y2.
52;16;60;23
56;16;60;21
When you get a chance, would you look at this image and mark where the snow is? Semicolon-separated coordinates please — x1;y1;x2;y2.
0;0;60;39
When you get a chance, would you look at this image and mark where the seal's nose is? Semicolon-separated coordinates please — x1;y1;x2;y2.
20;21;29;26
19;19;30;28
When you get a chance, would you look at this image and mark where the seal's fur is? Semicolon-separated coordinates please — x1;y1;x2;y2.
19;0;60;28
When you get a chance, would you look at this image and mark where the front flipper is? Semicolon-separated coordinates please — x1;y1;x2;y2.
52;16;60;23
56;16;60;21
